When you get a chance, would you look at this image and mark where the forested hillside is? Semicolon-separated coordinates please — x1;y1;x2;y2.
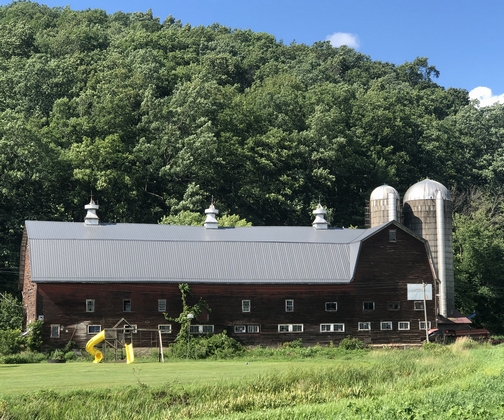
1;2;503;331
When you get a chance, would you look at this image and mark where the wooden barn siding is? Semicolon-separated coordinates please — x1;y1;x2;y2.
36;227;436;348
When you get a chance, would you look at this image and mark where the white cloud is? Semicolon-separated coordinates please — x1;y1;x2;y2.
326;32;360;49
469;86;504;107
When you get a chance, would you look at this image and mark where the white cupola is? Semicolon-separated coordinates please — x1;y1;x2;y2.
84;198;100;225
312;203;328;230
204;202;219;229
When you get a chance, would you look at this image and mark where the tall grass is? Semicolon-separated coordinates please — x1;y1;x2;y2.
1;342;503;419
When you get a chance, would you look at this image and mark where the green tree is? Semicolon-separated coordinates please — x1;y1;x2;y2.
164;283;210;343
0;292;23;330
453;188;504;333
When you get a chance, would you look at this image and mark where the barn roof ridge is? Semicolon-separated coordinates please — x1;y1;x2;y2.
23;219;417;285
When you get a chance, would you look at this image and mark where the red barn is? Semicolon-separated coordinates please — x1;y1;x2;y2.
20;201;436;349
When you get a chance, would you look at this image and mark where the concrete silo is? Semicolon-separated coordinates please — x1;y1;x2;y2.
369;184;401;227
403;179;454;317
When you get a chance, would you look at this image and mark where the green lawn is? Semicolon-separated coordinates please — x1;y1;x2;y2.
0;359;336;395
1;343;504;419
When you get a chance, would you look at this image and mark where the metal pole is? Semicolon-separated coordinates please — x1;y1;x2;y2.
423;282;429;342
158;329;164;363
186;313;194;360
186;324;190;359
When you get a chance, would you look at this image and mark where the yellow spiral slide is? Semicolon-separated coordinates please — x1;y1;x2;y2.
85;330;135;363
85;330;106;363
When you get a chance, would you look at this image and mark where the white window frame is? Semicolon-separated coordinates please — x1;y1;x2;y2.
320;323;345;333
325;302;338;312
363;301;375;310
419;321;432;330
247;325;260;333
123;299;132;312
414;301;424;311
234;324;260;333
87;325;102;334
124;324;138;334
242;300;251;313
380;321;393;331
278;324;303;333
358;322;371;331
389;229;397;242
158;299;167;312
189;325;214;334
398;321;410;331
50;324;60;338
158;324;172;334
285;299;294;312
86;299;95;313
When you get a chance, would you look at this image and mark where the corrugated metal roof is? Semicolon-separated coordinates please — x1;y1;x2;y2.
24;221;372;243
24;221;386;284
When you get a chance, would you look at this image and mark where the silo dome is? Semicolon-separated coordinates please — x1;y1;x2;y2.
370;184;400;201
369;184;401;227
403;179;451;202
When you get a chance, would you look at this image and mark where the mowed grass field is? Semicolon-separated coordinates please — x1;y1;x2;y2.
0;359;333;395
1;341;504;419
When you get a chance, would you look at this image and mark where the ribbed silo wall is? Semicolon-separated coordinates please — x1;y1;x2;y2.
370;199;390;227
403;199;454;316
370;199;401;227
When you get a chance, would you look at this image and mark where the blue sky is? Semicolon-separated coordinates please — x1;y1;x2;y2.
4;0;504;105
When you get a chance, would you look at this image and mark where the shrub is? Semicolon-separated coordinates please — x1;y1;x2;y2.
282;339;303;348
48;349;66;361
63;340;76;353
0;292;23;330
0;329;24;355
451;336;480;351
168;331;244;359
1;352;45;364
64;351;76;361
26;320;43;352
339;336;367;350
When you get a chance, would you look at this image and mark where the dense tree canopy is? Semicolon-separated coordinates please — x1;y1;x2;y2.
0;2;503;331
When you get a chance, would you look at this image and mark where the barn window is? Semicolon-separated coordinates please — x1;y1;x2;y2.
419;321;432;330
123;299;132;312
387;301;400;311
278;324;303;333
87;325;101;334
50;324;60;338
124;325;137;334
86;299;95;313
242;300;251;312
158;324;172;334
234;325;246;333
325;302;338;311
158;299;167;312
358;322;371;331
190;325;214;334
363;301;375;310
380;321;393;330
234;324;260;333
389;229;397;242
247;325;260;333
320;323;345;332
285;299;294;312
398;322;410;330
414;301;424;311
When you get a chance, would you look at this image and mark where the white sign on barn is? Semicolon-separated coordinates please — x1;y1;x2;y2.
407;284;433;300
